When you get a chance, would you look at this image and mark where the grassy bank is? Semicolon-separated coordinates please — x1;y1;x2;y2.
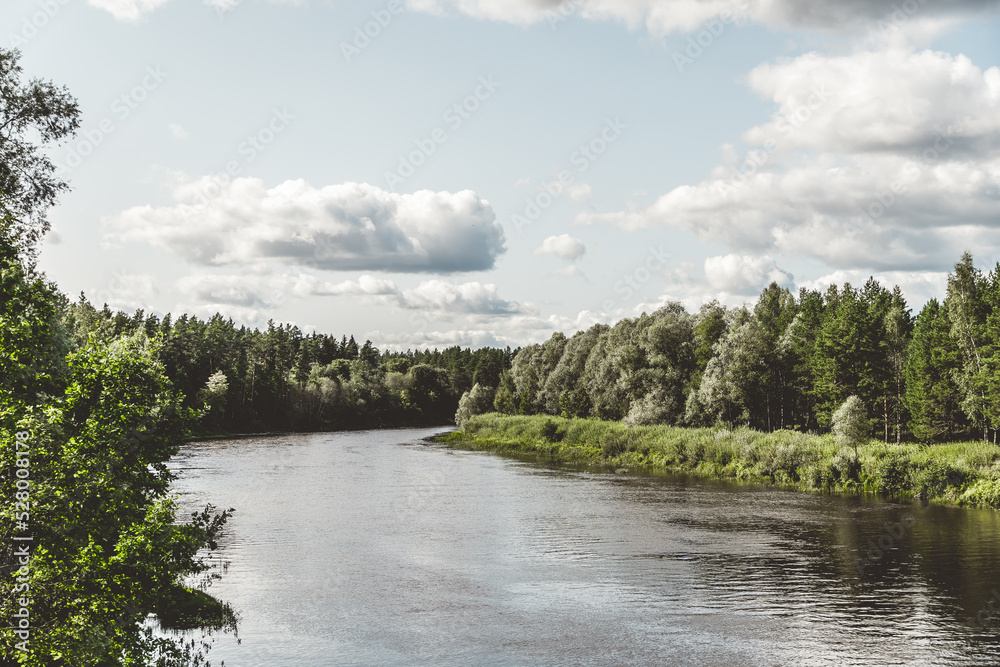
437;414;1000;510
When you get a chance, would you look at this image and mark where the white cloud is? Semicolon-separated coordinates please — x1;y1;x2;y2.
797;269;948;306
567;183;592;202
398;280;530;314
105;177;506;273
296;274;400;297
177;273;284;309
177;271;530;317
534;234;586;261
87;0;1000;32
371;307;610;350
704;254;793;294
88;0;171;22
401;0;1000;35
576;46;1000;272
85;271;159;313
168;123;189;140
743;49;1000;156
551;265;585;278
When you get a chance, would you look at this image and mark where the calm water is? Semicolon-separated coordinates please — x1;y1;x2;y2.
170;427;1000;666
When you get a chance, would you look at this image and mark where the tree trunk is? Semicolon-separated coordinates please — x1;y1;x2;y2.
884;396;889;443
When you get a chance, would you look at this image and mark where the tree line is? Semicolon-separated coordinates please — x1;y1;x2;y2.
64;297;515;435
459;252;1000;445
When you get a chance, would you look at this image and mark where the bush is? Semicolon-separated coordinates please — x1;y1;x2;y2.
540;418;565;443
829;448;861;483
873;452;912;497
960;478;1000;509
601;431;629;457
912;462;964;499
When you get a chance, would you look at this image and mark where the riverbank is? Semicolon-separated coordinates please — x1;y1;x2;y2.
435;414;1000;510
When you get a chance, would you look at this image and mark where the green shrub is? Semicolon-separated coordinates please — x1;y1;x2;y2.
601;431;629;457
912;462;965;499
829;448;861;483
873;452;913;497
959;478;1000;509
540;418;565;443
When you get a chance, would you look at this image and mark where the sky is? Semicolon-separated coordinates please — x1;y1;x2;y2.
5;0;1000;350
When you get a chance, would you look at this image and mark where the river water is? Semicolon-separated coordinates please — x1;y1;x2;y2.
169;427;1000;666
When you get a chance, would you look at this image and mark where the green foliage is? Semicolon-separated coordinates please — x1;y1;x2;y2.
0;48;81;252
829;448;861;484
58;303;516;434
906;299;966;441
455;383;495;429
832;395;870;455
1;335;235;663
539;418;565;443
493;371;517;414
448;414;1000;510
871;451;912;497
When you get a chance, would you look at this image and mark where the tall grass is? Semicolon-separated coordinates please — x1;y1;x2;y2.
436;414;1000;510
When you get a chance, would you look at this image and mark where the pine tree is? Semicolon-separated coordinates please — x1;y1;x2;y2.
905;299;966;441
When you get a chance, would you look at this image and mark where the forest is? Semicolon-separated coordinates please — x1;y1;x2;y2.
458;252;1000;445
63;298;515;435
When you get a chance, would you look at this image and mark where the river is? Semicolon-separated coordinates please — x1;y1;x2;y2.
169;427;1000;666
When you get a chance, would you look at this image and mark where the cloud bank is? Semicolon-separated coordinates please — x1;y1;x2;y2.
577;47;1000;272
105;178;506;274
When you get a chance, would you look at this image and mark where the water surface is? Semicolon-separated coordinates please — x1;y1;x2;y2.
170;427;1000;666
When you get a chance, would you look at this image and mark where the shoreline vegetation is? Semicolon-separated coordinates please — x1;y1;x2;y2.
437;414;1000;511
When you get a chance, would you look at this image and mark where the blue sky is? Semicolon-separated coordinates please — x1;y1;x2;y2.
6;0;1000;349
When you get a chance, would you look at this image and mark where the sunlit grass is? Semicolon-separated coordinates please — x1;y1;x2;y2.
436;414;1000;510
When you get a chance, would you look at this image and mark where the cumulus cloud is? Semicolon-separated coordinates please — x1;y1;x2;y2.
105;178;506;274
743;49;1000;157
567;183;593;202
704;254;793;294
577;47;1000;272
178;273;278;309
178;271;530;317
370;308;610;350
551;265;585;278
89;0;1000;33
88;0;171;22
85;271;159;313
398;280;530;314
534;234;587;261
168;123;189;140
296;274;400;297
402;0;1000;35
797;269;948;306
